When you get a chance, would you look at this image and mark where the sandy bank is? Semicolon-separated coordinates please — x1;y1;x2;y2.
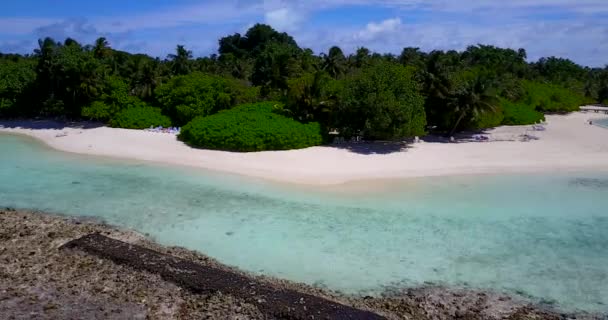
2;112;608;185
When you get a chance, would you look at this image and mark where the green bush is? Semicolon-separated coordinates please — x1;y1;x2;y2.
179;102;323;152
109;107;172;129
467;107;505;130
231;101;284;113
81;77;147;121
81;101;114;121
501;99;545;125
521;81;588;113
155;72;259;125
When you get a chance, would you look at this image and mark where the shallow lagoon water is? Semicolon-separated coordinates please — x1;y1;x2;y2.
594;117;608;128
1;134;607;313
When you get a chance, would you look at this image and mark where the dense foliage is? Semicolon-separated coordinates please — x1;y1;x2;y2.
82;76;148;121
154;72;258;125
468;105;505;129
0;57;36;116
500;99;545;125
179;102;323;151
2;23;607;150
520;81;591;113
335;62;426;139
109;106;171;129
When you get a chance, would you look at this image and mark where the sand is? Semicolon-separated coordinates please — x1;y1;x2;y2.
1;112;608;185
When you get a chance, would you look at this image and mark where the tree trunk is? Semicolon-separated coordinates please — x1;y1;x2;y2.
449;111;467;136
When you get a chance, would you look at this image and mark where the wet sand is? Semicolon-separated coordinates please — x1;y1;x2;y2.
1;209;604;319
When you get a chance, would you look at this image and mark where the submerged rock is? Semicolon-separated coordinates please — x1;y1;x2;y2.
0;209;605;320
569;178;608;189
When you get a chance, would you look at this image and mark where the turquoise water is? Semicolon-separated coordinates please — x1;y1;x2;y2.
594;117;608;128
1;134;607;313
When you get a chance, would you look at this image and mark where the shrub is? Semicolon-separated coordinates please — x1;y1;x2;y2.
501;99;545;125
179;102;323;152
109;106;171;129
81;101;114;121
467;106;505;130
231;101;284;113
155;72;259;125
81;77;147;121
521;81;588;113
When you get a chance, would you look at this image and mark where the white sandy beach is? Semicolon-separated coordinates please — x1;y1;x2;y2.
1;112;608;185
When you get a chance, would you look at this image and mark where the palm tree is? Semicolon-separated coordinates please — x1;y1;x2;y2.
449;75;500;135
322;46;346;79
93;37;110;60
132;57;164;99
168;45;192;75
399;47;425;68
352;47;370;68
285;71;335;123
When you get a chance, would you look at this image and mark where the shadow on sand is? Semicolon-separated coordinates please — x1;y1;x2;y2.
422;131;489;144
0;119;104;130
329;141;411;155
328;131;492;155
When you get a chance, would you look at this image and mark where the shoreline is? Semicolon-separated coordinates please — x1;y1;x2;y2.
5;130;608;194
1;208;604;319
2;112;608;186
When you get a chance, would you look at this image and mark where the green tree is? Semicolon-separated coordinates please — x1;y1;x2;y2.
322;46;347;79
399;47;426;69
448;73;500;135
336;62;426;139
219;24;299;60
218;33;247;59
32;37;104;117
129;56;166;99
421;50;464;130
285;71;337;123
351;47;371;69
0;58;37;116
252;42;303;95
93;37;111;60
168;45;192;76
155;72;257;125
81;76;146;121
218;53;253;80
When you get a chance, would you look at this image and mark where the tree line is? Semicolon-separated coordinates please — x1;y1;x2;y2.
1;23;605;145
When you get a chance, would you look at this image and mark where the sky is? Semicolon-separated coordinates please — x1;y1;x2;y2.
1;0;607;67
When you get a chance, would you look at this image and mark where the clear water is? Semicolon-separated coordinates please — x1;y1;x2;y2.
1;133;607;313
594;117;608;128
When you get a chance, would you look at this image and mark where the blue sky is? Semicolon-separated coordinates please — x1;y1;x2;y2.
1;0;607;67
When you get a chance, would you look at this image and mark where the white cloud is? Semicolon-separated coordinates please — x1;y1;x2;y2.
356;18;402;41
296;16;608;67
264;7;305;31
94;1;261;33
298;0;608;14
1;0;608;66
